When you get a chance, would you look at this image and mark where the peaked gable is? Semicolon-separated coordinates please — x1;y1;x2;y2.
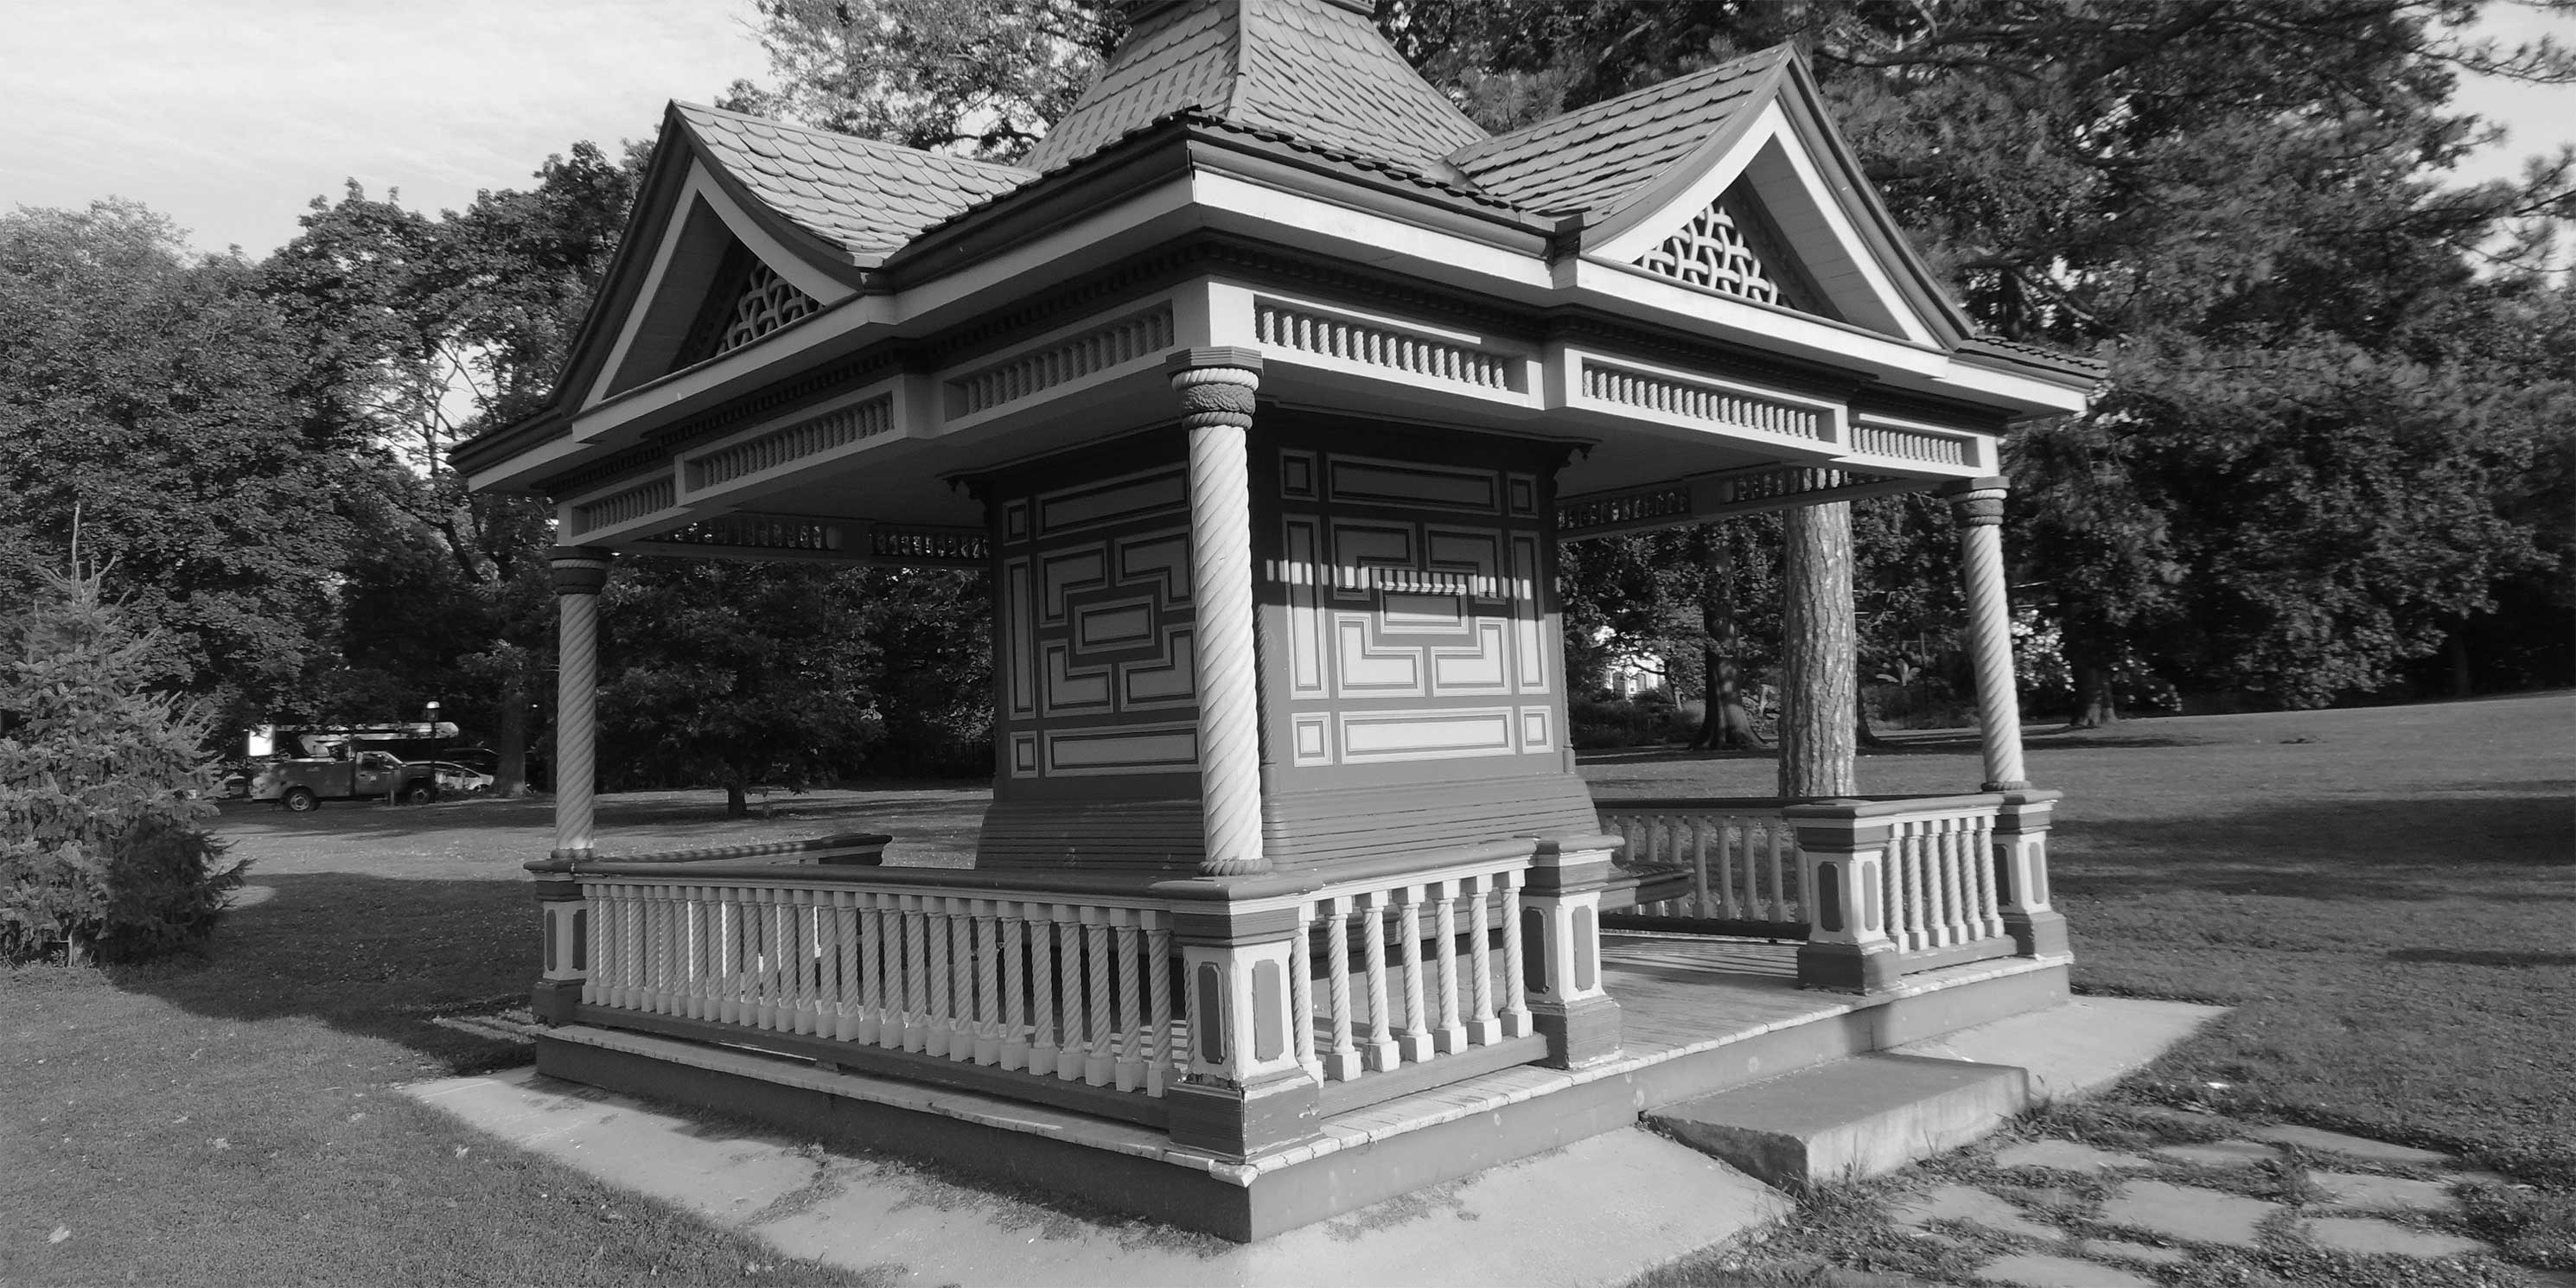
1453;49;1972;348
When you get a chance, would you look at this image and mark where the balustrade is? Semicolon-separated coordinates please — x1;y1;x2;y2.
1597;800;1806;933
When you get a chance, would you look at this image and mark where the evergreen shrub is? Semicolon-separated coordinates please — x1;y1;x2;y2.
0;562;244;964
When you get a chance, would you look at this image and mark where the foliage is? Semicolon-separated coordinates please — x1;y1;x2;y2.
0;556;242;964
732;0;1123;161
259;148;642;782
598;560;992;813
0;201;360;723
1389;0;2576;713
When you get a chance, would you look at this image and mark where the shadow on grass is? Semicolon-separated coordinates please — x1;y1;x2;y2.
2056;787;2573;902
110;871;548;1075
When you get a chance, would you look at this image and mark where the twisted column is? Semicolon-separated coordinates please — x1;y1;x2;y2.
1169;348;1267;877
1944;480;2030;791
549;546;613;858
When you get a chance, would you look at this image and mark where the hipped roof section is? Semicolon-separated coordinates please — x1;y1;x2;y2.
1021;0;1489;175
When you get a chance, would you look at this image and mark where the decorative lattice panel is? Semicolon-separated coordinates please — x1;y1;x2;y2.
681;259;821;365
1635;192;1814;309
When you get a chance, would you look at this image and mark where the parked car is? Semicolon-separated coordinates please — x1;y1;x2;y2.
248;750;440;811
423;761;495;795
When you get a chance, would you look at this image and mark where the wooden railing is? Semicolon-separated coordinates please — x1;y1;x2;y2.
579;879;1182;1095
526;841;1563;1143
1597;799;1806;936
1596;792;2062;993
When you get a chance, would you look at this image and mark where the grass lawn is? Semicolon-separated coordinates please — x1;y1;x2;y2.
1585;691;2576;1189
3;695;2566;1284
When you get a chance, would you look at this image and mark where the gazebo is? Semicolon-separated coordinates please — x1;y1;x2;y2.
455;0;2095;1241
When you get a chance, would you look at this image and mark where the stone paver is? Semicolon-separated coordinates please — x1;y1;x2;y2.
2152;1139;2284;1168
2306;1170;2462;1214
1980;1252;2158;1288
2099;1179;2281;1249
1889;1183;2061;1242
2080;1238;2190;1266
2302;1215;2492;1259
1993;1139;2146;1172
2248;1124;2452;1165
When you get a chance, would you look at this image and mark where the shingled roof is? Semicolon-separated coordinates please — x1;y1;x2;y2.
1446;48;1789;219
673;103;1036;265
1021;0;1488;175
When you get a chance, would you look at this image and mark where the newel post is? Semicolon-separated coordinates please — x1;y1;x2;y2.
1993;789;2069;959
1520;837;1623;1068
1786;802;1900;993
1165;903;1322;1160
531;881;589;1025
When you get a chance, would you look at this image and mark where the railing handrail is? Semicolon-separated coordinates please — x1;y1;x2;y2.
527;832;891;870
1783;791;2057;823
536;837;1542;907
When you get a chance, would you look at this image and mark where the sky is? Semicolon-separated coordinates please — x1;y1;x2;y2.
2;1;2572;260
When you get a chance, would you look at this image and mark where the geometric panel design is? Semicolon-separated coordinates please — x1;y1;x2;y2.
1272;450;1555;770
683;258;819;366
996;460;1197;785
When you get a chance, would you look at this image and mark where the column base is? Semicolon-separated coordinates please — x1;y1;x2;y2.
1796;940;1902;994
532;978;584;1026
1166;1074;1323;1160
1529;993;1623;1069
2003;909;2069;959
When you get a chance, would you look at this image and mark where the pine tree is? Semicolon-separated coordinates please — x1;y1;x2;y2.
0;551;244;964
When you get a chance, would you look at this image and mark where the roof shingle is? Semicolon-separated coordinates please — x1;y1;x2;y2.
1447;48;1789;218
1021;0;1485;175
675;104;1036;263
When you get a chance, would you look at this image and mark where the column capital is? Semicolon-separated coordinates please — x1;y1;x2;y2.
548;545;615;595
1164;346;1265;382
1940;476;2011;526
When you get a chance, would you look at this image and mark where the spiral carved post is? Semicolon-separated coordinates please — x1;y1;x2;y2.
550;545;613;857
533;545;612;1027
1943;478;2030;792
1168;348;1267;877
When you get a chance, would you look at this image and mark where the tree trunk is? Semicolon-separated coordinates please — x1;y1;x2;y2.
1692;530;1769;751
495;666;530;797
1857;687;1895;749
1779;501;1857;798
2450;631;2472;698
725;781;749;818
2068;656;2120;729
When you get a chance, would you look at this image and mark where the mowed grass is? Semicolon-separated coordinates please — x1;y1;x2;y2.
1585;692;2576;1184
1;783;980;1287
3;697;2566;1283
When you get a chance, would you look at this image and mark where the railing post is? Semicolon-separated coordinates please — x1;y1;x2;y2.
1520;838;1623;1068
532;877;587;1025
1786;801;1901;993
1167;904;1321;1160
1994;789;2070;959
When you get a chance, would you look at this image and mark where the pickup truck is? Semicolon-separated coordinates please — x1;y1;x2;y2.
248;751;441;811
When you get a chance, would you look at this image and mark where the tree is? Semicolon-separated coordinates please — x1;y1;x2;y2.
0;201;360;727
0;545;243;964
734;0;1122;160
261;146;642;789
599;559;884;815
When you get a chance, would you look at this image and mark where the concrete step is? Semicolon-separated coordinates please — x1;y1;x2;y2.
1644;1052;2031;1189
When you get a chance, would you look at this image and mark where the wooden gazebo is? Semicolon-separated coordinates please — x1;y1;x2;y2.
456;0;2095;1241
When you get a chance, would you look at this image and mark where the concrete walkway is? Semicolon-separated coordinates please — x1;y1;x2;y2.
402;995;2225;1285
405;1068;1789;1287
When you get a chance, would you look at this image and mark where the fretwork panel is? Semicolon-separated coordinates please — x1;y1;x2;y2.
1271;450;1556;770
998;467;1200;781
